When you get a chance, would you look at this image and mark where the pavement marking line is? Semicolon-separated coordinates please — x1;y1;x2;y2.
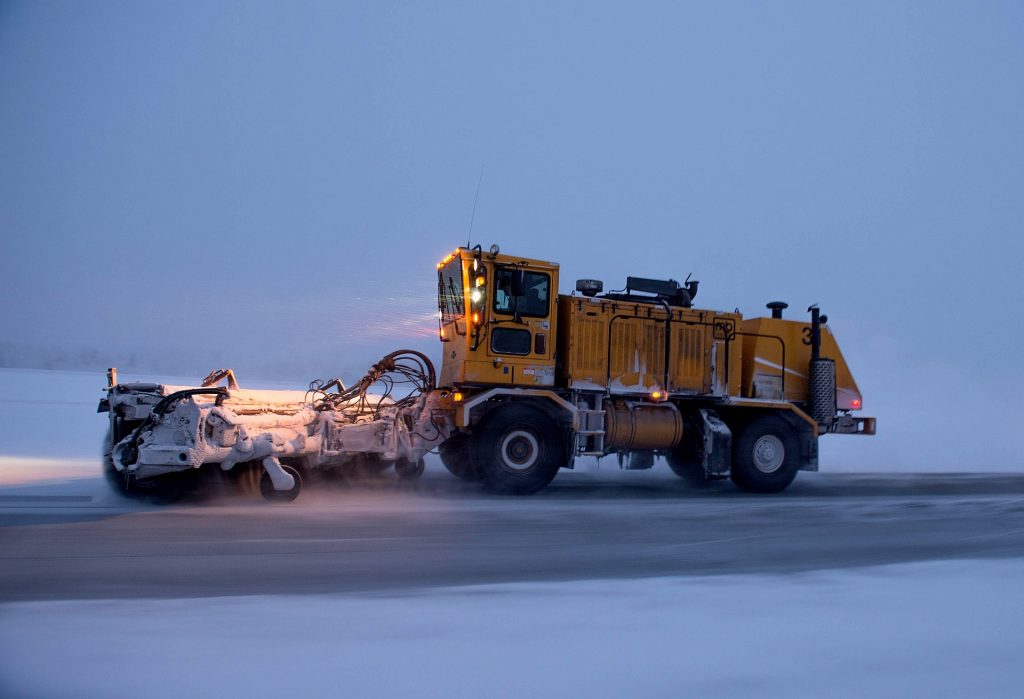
0;495;94;503
955;527;1024;542
0;398;98;406
183;537;418;545
666;534;768;548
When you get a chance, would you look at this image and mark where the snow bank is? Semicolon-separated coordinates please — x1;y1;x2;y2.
0;456;98;486
1;559;1022;698
0;368;108;459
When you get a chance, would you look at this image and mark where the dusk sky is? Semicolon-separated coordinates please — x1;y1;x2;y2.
2;1;1022;468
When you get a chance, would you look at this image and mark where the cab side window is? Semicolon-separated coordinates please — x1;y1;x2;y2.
494;270;549;317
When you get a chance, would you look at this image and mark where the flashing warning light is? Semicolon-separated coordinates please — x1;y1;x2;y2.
475;276;485;287
650;390;664;401
851;399;862;409
453;392;464;402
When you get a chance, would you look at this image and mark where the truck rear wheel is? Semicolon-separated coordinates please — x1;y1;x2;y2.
666;451;715;488
440;433;479;481
666;425;715;488
730;416;800;493
471;405;561;495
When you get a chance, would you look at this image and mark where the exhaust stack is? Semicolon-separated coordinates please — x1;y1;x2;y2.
807;305;836;428
766;301;788;319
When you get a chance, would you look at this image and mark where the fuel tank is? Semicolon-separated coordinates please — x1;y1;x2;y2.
603;400;683;451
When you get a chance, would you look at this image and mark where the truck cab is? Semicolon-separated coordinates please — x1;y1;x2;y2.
437;245;559;388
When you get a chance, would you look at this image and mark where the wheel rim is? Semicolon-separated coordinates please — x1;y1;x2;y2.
752;435;785;473
499;429;540;472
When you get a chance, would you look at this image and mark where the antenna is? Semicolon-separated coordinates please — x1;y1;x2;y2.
467;165;484;248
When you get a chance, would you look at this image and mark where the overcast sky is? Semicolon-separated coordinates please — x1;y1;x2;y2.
1;1;1022;468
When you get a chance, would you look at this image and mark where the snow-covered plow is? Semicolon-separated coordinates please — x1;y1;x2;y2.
99;351;453;501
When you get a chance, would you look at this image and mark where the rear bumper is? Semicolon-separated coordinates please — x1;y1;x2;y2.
832;415;876;435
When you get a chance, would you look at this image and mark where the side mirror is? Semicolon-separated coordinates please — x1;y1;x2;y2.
510;269;526;297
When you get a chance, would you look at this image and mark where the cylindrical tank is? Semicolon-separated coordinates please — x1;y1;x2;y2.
809;358;836;426
603;400;683;451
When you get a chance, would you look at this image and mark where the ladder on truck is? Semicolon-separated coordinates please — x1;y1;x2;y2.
575;400;606;456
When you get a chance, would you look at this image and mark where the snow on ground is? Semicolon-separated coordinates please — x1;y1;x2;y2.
1;559;1022;698
0;456;97;486
0;368;108;461
2;367;1023;696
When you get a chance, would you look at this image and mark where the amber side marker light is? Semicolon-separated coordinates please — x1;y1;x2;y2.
453;392;464;402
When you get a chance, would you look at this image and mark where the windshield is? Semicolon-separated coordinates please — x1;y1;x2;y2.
437;257;465;330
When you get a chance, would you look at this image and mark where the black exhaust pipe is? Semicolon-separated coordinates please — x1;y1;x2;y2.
808;305;821;360
767;301;788;319
807;305;835;427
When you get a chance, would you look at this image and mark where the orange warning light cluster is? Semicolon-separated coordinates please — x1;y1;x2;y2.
436;250;461;269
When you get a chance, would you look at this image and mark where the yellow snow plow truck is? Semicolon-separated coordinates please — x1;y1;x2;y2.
100;244;874;501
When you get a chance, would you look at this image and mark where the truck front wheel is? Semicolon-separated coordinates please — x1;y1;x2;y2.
730;416;800;493
471;405;561;495
440;433;479;481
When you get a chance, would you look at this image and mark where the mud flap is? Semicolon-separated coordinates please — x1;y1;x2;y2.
802;436;819;472
699;410;732;477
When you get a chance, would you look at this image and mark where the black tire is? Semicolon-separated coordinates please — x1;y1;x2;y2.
730;416;801;493
102;438;131;496
260;464;302;502
348;454;391;480
395;457;425;480
440;433;479;481
136;472;197;504
666;423;715;488
470;405;561;495
666;450;716;488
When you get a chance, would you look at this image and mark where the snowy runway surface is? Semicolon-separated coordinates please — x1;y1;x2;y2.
2;369;1024;696
3;469;1024;600
2;560;1023;698
4;464;1024;598
3;471;1024;697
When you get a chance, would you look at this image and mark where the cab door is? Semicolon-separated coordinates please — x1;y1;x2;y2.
487;267;556;386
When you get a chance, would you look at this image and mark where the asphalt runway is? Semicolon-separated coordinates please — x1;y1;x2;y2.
2;468;1024;601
